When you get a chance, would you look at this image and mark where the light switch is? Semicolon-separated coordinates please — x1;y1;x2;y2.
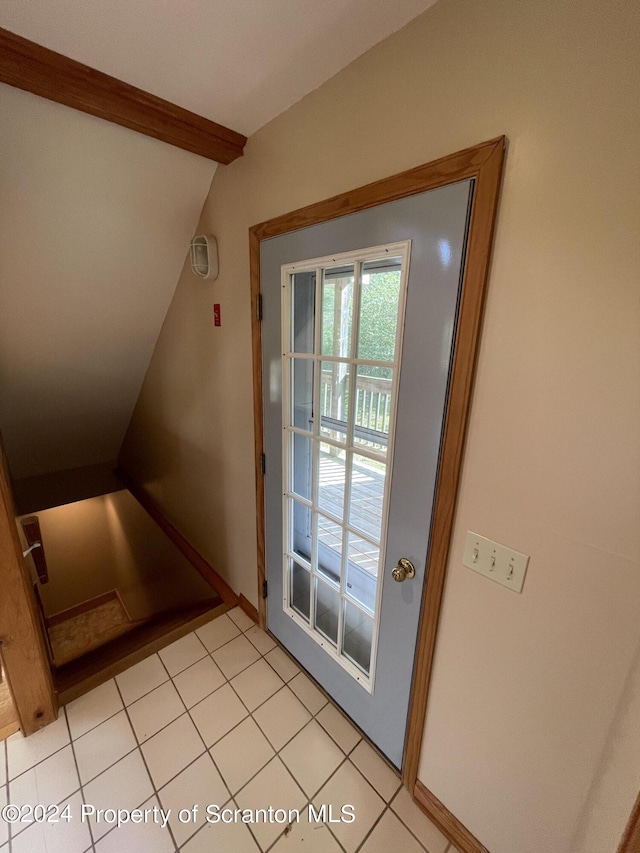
463;531;529;593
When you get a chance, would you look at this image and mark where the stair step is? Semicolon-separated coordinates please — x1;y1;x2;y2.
49;593;133;666
55;595;224;704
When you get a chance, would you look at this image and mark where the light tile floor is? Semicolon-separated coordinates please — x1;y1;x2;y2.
0;607;457;853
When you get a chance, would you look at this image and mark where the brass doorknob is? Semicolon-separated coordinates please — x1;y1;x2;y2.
392;558;416;582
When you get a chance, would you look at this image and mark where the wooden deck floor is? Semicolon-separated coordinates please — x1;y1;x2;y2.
317;451;384;578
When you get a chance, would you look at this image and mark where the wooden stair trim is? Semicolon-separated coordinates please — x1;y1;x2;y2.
55;598;226;704
46;589;130;627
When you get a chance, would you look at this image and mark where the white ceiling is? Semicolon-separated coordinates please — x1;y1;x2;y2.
0;0;437;136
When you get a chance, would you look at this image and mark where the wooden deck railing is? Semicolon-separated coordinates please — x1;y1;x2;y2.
321;369;391;450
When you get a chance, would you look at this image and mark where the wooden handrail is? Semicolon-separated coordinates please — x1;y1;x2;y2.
321;368;391;394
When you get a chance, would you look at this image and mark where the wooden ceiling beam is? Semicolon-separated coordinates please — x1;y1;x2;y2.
0;27;246;164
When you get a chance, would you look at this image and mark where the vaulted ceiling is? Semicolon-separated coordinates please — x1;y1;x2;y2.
0;0;437;135
0;0;437;484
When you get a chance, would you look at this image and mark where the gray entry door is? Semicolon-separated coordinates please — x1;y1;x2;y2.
261;179;473;768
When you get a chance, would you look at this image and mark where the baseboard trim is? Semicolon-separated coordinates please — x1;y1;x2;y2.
414;780;490;853
115;468;239;608
239;594;259;624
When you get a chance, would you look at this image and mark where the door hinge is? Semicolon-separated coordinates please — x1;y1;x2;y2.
260;453;266;475
262;580;268;599
256;293;263;321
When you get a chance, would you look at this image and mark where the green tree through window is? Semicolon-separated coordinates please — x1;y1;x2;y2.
357;271;400;376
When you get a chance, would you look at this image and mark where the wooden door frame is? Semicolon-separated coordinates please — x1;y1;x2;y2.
249;137;505;847
0;436;57;735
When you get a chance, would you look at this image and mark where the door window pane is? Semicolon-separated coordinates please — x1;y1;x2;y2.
357;258;402;362
346;534;379;613
314;578;339;646
283;243;409;687
291;433;313;501
343;601;373;676
321;266;354;357
320;361;350;444
316;514;343;584
292;271;316;353
354;366;393;456
290;500;312;565
348;454;385;543
318;442;346;520
291;357;314;431
291;562;310;622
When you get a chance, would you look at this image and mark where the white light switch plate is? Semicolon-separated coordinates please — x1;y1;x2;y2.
463;531;529;593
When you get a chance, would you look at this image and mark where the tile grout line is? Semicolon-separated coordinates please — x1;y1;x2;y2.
201;664;313;853
6;738;71;788
64;705;98;852
300;688;362;853
248;627;436;853
160;651;209;680
108;677;181;853
159;616;316;852
352;792;443;853
264;752;351;853
259;628;439;853
386;787;441;853
233;624;352;853
168;617;352;853
167;647;293;853
6;722;84;846
165;621;303;851
154;647;241;851
71;627;259;767
225;618;393;853
68;698;156;794
65;677;137;743
14;634;393;853
352;803;392;853
4;613;437;853
62;614;247;745
116;625;344;852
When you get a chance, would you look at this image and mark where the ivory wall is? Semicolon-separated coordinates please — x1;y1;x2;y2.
120;0;640;849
